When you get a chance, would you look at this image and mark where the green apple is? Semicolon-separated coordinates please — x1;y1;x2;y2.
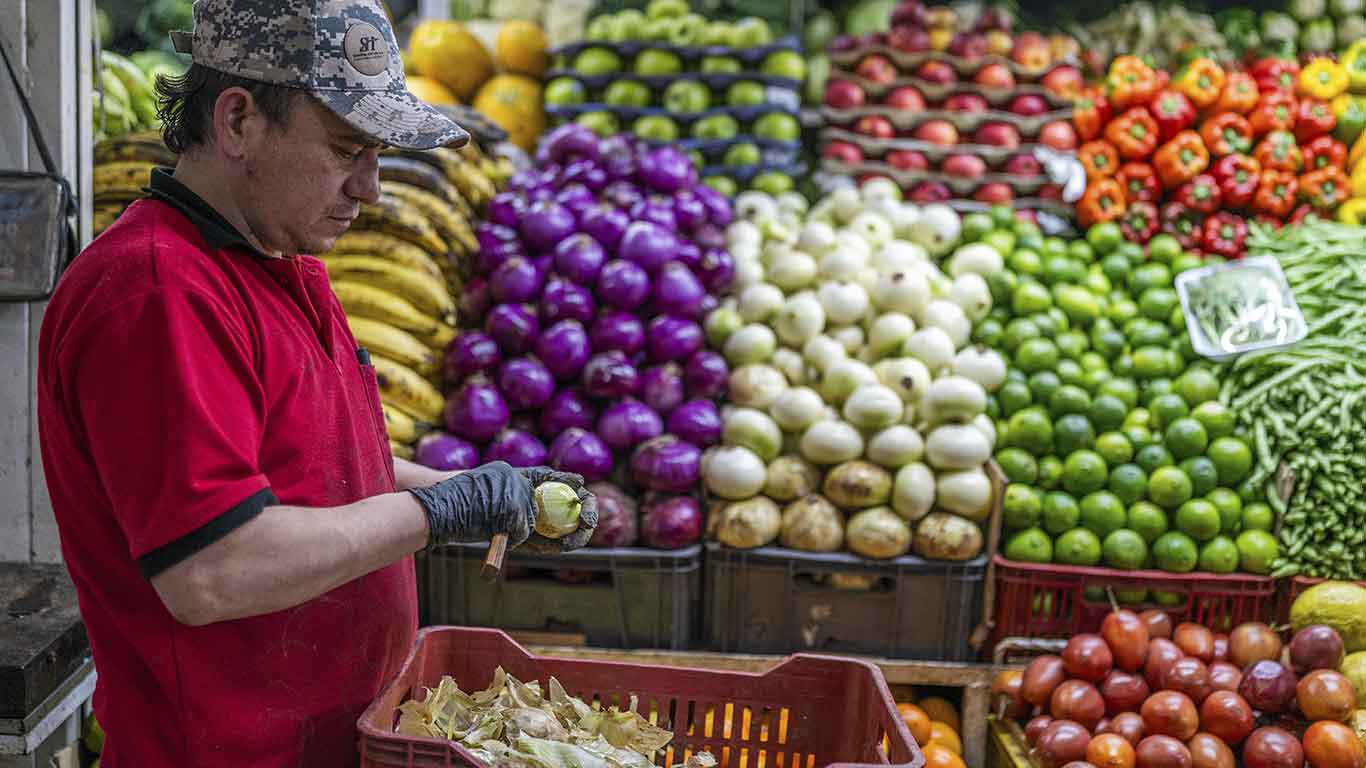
701;21;736;46
689;150;706;170
634;49;683;76
604;80;653;107
704;175;739;197
691;114;740;140
633;115;680;142
573;47;623;76
761;50;807;81
753;112;800;142
585;15;614;41
663;80;711;113
803;11;839;52
646;0;689;20
723;142;762;166
669;14;706;46
701;56;742;74
577;111;620;136
609;10;647;42
751;171;795;196
726;80;767;107
732;17;773;47
643;18;675;41
804;54;830;106
544;77;588;106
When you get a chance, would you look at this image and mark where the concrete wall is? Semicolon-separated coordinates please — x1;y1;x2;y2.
1;0;92;563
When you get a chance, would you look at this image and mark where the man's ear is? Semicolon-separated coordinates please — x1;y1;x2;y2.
212;87;261;160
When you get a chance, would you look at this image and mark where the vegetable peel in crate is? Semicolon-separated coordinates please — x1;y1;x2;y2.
396;667;718;768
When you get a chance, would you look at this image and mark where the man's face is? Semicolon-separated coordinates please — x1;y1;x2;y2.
238;96;383;256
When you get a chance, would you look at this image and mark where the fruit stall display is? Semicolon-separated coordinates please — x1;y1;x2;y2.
896;695;970;768
91;49;185;143
1217;0;1366;62
543;1;807;197
817;1;1083;218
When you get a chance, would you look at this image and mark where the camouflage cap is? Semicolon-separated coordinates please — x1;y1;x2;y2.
170;0;468;150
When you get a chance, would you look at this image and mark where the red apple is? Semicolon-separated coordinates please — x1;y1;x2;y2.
1004;153;1043;176
856;115;896;139
943;154;988;179
944;93;990;113
974;122;1021;149
857;54;898;86
916;60;957;85
1011;34;1052;70
914;119;960;145
1007;94;1049;117
1041;65;1084;99
1040;120;1078;151
974;63;1016;90
973;182;1014;203
822;141;865;165
887;149;930;171
884;85;927;111
887;26;932;53
949;32;988;61
1039;184;1064;200
890;0;927;28
909;180;951;202
976;6;1014;32
985;30;1013;57
825;79;867;109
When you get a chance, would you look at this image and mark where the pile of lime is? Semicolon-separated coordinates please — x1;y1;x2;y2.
963;211;1278;585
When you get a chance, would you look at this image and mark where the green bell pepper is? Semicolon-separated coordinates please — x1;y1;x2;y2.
1261;11;1301;42
1300;18;1337;53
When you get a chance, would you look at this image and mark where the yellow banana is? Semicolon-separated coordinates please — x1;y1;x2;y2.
93;132;176;166
412;322;457;352
371;352;444;423
92;203;127;236
321;256;455;323
389;439;415;461
381;402;432;444
349;317;440;379
379;182;477;266
325;231;444;281
378;156;466;207
353;194;447;256
432;146;496;208
93;161;157;204
332;280;456;341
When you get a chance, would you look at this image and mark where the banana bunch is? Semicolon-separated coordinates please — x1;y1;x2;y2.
91;130;176;238
92;50;185;143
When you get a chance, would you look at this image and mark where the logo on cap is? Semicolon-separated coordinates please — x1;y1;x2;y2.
343;22;389;76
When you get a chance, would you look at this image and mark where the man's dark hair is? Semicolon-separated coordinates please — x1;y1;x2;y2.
155;64;301;154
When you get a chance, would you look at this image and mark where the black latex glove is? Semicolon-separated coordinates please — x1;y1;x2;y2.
408;461;598;551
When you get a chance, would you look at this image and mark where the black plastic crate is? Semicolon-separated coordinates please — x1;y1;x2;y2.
416;543;702;650
703;543;986;660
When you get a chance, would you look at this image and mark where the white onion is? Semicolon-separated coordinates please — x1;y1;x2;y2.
727;363;787;408
843;384;904;430
778;191;809;216
817;281;870;325
872;241;928;275
935;467;993;521
971;413;997;447
873;268;932;315
949;242;1005;277
906;203;961;256
902;327;956;371
951;273;993;322
828;186;862;224
867;425;925;468
769;386;825;432
924;376;989;425
849;211;894;248
799;220;838;255
802;335;847;372
702;445;768;500
867;313;916;359
773;291;826;346
738;283;786;323
834;229;873;261
860;177;902;205
771;347;808;385
704;306;743;348
921;299;972;349
829;324;865;354
800;420;864;465
925;424;992;470
952;347;1008;392
818;359;877;404
819;247;868;282
723;407;783;462
765;455;822;502
727;219;762;249
874;357;933;405
731;255;765;289
892;462;935;521
723;324;777;366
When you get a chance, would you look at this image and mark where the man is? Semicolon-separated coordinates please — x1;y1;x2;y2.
36;1;594;765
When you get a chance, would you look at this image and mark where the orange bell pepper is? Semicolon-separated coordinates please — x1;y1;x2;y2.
1215;72;1259;115
1249;91;1298;136
1077;178;1126;228
1200;113;1254;157
1253;170;1299;218
1106;56;1160;110
1254;130;1304;173
1153;130;1210;189
1105;107;1160;159
1117;162;1161;203
1072;87;1111;143
1079;141;1120;179
1298;167;1349;211
1173;58;1227;109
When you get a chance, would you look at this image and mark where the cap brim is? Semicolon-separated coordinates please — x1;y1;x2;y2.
315;87;470;151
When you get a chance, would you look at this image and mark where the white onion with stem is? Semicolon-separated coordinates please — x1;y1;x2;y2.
802;335;846;372
924;376;988;425
921;299;972;349
817;281;870;325
770;347;808;385
799;220;838;255
866;424;925;468
769;386;825;432
925;424;992;470
842;384;904;430
738;283;785;323
873;357;932;405
952;346;1008;392
950;273;993;322
829;324;865;355
773;291;826;347
799;420;864;465
901;327;956;372
948;242;1004;277
727;363;787;409
817;358;877;404
872;268;932;315
867;313;915;360
722;407;783;462
723;324;777;366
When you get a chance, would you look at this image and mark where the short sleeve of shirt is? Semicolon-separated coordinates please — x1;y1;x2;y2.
58;287;276;576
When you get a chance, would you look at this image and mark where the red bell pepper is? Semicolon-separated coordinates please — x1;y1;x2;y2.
1250;91;1298;136
1200;113;1254;156
1253;170;1299;218
1160;201;1205;249
1254;130;1305;173
1289;204;1316;224
1121;201;1160;244
1150;89;1197;142
1106;56;1160;110
1303;135;1348;170
1294;99;1336;144
1153;130;1210;188
1252;57;1300;94
1213;154;1262;208
1175;174;1222;215
1077;178;1127;228
1216;72;1259;115
1105;107;1161;159
1116;162;1161;203
1201;212;1248;258
1079;140;1120;179
1298;166;1350;211
1072;87;1111;143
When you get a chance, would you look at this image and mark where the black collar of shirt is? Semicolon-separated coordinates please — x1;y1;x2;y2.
144;167;271;259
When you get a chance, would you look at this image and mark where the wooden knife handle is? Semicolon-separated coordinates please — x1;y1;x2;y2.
481;533;508;582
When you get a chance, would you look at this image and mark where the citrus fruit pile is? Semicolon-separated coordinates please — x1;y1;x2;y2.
959;210;1276;577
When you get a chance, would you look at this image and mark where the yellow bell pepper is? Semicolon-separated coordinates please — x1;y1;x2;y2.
1300;58;1349;101
1338;197;1366;225
1344;39;1366;94
1352;163;1366;198
1351;131;1366;171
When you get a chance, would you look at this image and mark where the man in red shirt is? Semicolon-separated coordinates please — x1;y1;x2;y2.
36;1;594;765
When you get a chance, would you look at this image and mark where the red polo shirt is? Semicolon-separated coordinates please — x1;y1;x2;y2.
37;169;416;767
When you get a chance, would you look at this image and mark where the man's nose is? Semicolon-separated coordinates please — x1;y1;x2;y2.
345;149;382;205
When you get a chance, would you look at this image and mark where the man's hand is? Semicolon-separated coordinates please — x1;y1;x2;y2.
407;462;597;551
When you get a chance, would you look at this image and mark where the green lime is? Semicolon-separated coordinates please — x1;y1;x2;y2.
1003;318;1043;353
990;205;1016;229
1192;401;1236;439
1128;501;1169;543
1132;346;1171;380
1117;241;1145;264
1147;234;1182;263
1009;248;1043;276
1126;319;1172;348
1179;457;1220;497
1207;437;1253;485
1062;450;1109;496
1007;407;1054;456
1099;379;1140;409
1014;217;1043;244
1003;483;1045;529
1038;456;1064;490
1198;536;1240;574
987;271;1019;306
1055;414;1097;455
1169;305;1186;332
1150;394;1191;431
999;381;1034;417
1116;588;1150;604
1080;491;1128;537
1004;527;1054;563
1045;257;1087;286
1144;378;1174;405
1088;395;1129;433
1107;297;1140;325
1139;288;1181;322
1013;280;1054;316
1087;222;1123;255
1056;360;1086;388
1172;252;1204;274
1135;444;1176;474
1042;491;1081;535
961;212;994;242
1041;236;1068;259
974;318;1005;347
1033;311;1064;338
1101;253;1131;286
1080;352;1109;372
1124;425;1155;448
1083;268;1113;296
1049;385;1093;418
1068;239;1096;263
1113;354;1136;378
1206;488;1243;534
996;448;1039;484
1015;338;1060;374
1091;326;1128;360
1028;371;1062;404
1152;531;1199;573
1103;529;1149;569
1175;498;1221;541
1056;284;1101;323
1056;330;1089;360
1174;368;1218;406
1165;418;1209;460
1149;465;1194;509
1124;407;1151;430
1130;263;1174;295
1242;502;1274;531
1163;349;1185;379
1108;463;1148;505
1235;530;1278;574
1082;368;1112;394
1097;432;1135;465
1055;528;1104;566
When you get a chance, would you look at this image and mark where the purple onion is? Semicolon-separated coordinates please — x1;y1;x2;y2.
547;427;613;482
598;135;638;182
485;303;540;356
698;294;719;315
595;260;650;310
672;189;707;231
476;239;526;277
415;432;480;471
587;482;638;548
582;350;640;399
555;182;596;215
531;254;553;275
602;180;643;210
497;356;556;410
697;248;736;293
488;257;545;304
639;363;686;415
579;204;630;252
444;376;510;443
693;184;733;227
538;123;601;165
630;435;702;493
666;399;722;447
520;199;576;252
637;146;694;194
674;241;702;272
597;398;665;451
512;167;557;195
460;277;491;320
534;320;591;381
619;222;678;275
553;233;607;284
684;349;728;398
483;428;548;467
589;311;645;355
630;199;678;233
646;315;703;362
692;223;726;252
540;278;596;326
558;159;608;192
445;331;503;381
527;186;555;203
639;494;703;549
476;222;519;252
540;387;598;435
652;261;706;317
487;192;526;229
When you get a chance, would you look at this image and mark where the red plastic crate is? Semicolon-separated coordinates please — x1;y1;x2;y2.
986;555;1276;658
357;627;925;768
1276;575;1366;625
